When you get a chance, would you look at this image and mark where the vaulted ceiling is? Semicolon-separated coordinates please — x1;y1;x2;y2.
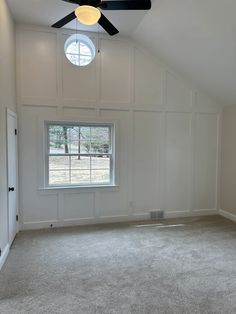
7;0;236;105
134;0;236;105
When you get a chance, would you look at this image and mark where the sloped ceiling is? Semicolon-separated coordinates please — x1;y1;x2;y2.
133;0;236;105
7;0;236;105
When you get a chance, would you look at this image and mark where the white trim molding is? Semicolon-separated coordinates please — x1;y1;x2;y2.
164;209;218;219
0;244;10;271
219;209;236;223
20;209;218;231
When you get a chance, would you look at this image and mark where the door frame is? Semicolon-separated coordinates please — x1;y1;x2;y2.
6;108;19;244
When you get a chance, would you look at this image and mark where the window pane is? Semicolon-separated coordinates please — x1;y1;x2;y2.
66;54;79;66
80;42;92;56
80;127;91;140
49;125;70;154
91;142;110;154
71;156;90;169
68;127;82;142
49;125;65;154
66;41;79;54
80;140;91;153
91;127;110;141
91;170;110;184
66;127;79;153
91;156;110;169
49;125;81;154
67;141;79;154
71;170;90;185
80;57;92;66
49;171;69;185
91;127;110;153
49;156;69;170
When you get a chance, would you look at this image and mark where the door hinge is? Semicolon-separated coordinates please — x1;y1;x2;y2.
16;215;19;222
15;129;17;135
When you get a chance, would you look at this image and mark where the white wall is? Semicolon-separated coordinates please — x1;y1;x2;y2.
221;106;236;215
0;0;16;267
16;25;222;230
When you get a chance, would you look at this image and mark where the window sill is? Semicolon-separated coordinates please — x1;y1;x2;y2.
38;184;119;193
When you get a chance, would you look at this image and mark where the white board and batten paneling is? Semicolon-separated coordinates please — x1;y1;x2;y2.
165;112;191;212
16;25;222;230
61;33;97;103
193;113;218;210
17;29;58;104
100;39;131;105
63;192;95;221
165;71;192;108
134;48;163;106
133;111;161;214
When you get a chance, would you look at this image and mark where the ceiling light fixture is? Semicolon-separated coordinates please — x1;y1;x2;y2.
75;5;101;26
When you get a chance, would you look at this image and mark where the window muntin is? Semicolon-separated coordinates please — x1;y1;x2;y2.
46;123;113;187
64;34;95;66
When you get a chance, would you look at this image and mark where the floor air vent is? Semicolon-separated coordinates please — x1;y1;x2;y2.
150;210;164;220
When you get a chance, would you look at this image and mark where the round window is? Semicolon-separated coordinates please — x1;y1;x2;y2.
64;34;96;66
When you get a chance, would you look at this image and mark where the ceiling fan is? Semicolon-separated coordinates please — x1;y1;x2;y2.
52;0;152;36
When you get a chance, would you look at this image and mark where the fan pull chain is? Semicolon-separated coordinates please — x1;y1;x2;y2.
97;23;101;53
76;17;78;43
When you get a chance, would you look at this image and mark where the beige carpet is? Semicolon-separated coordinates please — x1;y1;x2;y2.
1;215;236;314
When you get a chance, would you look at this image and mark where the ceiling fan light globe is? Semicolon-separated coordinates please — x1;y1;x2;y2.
75;5;101;26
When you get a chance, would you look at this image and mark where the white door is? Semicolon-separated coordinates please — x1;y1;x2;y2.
7;109;18;246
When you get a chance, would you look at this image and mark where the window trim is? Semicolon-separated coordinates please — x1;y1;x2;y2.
44;121;115;188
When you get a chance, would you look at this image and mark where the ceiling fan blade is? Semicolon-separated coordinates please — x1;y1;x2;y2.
98;13;119;36
100;0;151;10
52;11;76;28
62;0;81;4
62;0;102;5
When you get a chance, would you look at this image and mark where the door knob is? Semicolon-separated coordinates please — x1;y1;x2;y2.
9;187;14;192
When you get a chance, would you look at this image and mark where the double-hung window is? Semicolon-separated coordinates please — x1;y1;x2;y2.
46;122;114;187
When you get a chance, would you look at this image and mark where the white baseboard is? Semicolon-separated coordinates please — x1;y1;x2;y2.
20;214;150;230
164;209;218;219
20;209;218;230
21;219;94;230
0;244;10;271
219;209;236;222
99;213;150;223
